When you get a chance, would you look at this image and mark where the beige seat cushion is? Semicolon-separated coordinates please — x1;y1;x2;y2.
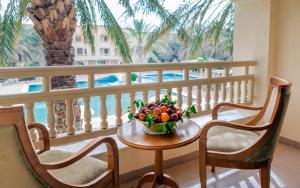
207;126;260;152
39;150;107;185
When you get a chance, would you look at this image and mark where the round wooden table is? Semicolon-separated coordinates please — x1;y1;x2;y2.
117;119;200;188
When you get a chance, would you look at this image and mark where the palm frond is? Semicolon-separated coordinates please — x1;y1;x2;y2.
76;0;97;51
134;0;169;20
96;0;132;64
0;0;29;67
118;0;134;17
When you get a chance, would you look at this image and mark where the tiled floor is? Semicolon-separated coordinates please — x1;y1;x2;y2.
120;143;300;188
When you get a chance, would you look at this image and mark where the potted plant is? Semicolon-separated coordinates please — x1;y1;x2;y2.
127;94;197;134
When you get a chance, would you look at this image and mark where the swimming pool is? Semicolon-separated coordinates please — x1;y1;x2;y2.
29;73;193;124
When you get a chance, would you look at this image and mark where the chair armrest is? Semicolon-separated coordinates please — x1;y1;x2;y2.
42;137;119;171
28;123;50;153
212;102;263;120
199;120;270;141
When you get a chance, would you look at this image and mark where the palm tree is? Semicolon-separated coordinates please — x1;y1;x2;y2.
126;19;153;64
13;25;44;67
0;0;167;133
144;0;234;59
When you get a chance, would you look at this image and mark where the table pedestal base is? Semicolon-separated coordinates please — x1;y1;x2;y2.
137;172;179;188
137;150;179;188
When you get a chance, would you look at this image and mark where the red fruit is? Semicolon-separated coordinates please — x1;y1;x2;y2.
177;111;183;118
160;106;168;113
153;108;161;116
139;113;146;121
170;113;179;121
154;116;161;123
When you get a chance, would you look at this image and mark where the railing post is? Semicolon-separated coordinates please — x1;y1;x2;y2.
65;98;75;135
187;86;192;107
88;74;95;88
177;87;182;111
213;82;219;106
156;70;163;101
100;95;108;129
221;82;227;102
167;88;172;101
126;72;135;113
42;76;50;92
46;101;57;138
143;90;148;104
115;93;122;126
242;66;249;103
83;96;92;132
205;68;212;110
197;85;202;112
236;80;241;104
229;81;234;103
25;103;38;141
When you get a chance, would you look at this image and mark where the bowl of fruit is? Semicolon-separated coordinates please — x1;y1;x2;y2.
127;94;197;134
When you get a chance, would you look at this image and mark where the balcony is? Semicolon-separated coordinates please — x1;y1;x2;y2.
0;61;259;180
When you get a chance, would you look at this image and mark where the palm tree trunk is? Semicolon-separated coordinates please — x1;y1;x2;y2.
27;0;81;133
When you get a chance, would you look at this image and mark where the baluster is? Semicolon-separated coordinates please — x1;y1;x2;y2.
66;98;75;135
242;66;249;103
242;80;248;103
83;96;92;132
143;90;148;104
221;82;227;102
130;92;135;113
177;87;183;110
197;85;202;112
25;103;38;141
167;88;172;100
100;95;108;129
213;83;219;106
187;86;192;107
155;89;160;101
205;68;212;110
250;79;255;104
46;101;57;137
205;84;211;110
115;93;122;126
229;81;234;103
236;80;241;104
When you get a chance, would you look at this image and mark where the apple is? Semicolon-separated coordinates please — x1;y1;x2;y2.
138;113;146;121
153;108;161;116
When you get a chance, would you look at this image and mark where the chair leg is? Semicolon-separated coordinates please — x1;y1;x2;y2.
200;165;207;188
211;166;215;173
260;162;271;188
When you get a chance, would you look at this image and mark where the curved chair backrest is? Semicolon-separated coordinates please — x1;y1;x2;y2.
245;77;291;162
0;107;69;187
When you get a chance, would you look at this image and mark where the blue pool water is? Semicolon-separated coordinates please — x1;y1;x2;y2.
29;74;192;124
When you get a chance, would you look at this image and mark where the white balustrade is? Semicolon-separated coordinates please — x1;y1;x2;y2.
0;61;256;146
65;98;75;135
100;95;108;129
25;103;38;141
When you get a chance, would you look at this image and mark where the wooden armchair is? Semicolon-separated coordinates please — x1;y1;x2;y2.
0;106;119;188
199;77;292;188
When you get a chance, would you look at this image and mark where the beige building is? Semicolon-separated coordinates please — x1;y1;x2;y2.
73;26;123;65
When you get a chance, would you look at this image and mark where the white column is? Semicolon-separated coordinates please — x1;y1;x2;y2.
46;101;57;137
25;103;38;141
115;93;122;126
66;98;75;135
83;96;92;132
100;95;108;129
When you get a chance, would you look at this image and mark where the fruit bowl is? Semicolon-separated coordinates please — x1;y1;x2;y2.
128;94;197;134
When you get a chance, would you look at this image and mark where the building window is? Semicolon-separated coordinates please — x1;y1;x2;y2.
75;35;81;42
84;49;87;56
77;48;83;56
100;48;110;56
100;35;108;43
91;48;95;56
96;60;106;65
75;61;84;65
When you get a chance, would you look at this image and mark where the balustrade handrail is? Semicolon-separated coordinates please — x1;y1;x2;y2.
0;61;257;146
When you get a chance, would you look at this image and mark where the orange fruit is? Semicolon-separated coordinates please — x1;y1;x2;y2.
161;112;170;122
160;106;168;113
